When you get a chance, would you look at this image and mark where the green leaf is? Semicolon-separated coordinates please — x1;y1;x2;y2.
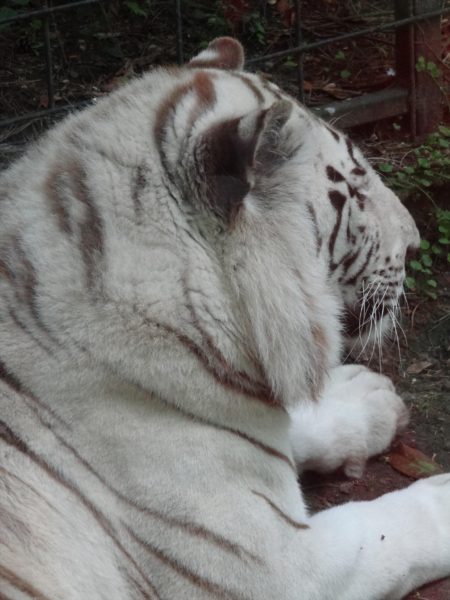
283;59;297;69
438;138;450;149
438;125;450;137
379;163;393;173
409;260;423;271
438;238;450;245
125;1;148;16
426;279;437;288
447;253;450;263
404;276;416;290
404;165;415;175
417;157;430;168
421;254;432;267
340;69;351;79
431;245;442;255
420;240;430;250
335;50;345;60
416;56;426;71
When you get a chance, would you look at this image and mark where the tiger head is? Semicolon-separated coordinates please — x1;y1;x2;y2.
173;38;419;367
299;121;420;358
13;37;418;408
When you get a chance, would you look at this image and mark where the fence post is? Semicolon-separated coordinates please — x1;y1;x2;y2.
413;0;443;137
394;0;416;136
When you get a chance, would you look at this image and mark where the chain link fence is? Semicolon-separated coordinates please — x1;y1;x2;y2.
0;0;449;141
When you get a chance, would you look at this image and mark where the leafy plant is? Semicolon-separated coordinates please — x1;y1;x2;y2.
124;1;151;18
378;125;450;200
377;126;450;300
416;55;441;80
404;211;450;300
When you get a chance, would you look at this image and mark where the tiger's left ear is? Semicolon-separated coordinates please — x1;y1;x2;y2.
188;37;245;71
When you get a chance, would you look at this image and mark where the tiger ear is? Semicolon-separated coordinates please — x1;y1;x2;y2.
200;100;293;225
188;37;245;71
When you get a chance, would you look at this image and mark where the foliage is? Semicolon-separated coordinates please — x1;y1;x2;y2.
124;1;152;18
377;126;450;300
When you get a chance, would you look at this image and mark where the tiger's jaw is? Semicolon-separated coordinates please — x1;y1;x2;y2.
343;292;400;356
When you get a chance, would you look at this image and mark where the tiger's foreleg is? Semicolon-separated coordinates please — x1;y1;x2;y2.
289;474;450;600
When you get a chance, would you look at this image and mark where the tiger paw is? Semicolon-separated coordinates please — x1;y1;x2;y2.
289;364;409;478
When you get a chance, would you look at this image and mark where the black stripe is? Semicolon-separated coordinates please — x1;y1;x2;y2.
0;564;50;600
251;490;309;530
0;359;68;429
8;306;54;357
345;244;375;286
328;190;346;262
125;526;252;600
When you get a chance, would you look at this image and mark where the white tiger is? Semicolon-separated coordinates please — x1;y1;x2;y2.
0;37;449;600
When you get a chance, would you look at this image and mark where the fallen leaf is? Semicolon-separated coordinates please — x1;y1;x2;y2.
406;359;433;375
388;443;443;479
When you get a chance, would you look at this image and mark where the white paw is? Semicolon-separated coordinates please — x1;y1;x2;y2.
290;365;408;477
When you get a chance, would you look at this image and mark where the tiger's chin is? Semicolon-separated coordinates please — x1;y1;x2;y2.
343;300;398;361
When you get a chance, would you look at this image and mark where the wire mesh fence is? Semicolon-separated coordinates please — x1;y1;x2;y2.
0;0;449;137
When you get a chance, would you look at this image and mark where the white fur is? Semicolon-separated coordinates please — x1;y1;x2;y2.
290;364;409;478
0;38;448;600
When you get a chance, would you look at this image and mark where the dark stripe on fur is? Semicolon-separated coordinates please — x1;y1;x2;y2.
154;392;296;473
325;124;340;142
251;491;309;530
182;277;281;408
0;465;65;518
8;306;54;357
126;526;252;600
326;166;345;183
306;203;322;253
0;420;161;599
10;239;62;348
141;311;282;409
67;161;104;290
11;391;263;566
351;167;367;176
328;190;346;265
44;165;73;235
0;564;51;600
0;359;69;429
132;165;146;225
344;244;374;286
345;138;362;168
233;73;265;103
155;73;217;178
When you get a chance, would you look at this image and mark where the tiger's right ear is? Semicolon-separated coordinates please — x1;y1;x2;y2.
199;100;294;225
188;37;245;71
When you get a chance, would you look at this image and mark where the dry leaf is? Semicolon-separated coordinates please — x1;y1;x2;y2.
388;443;443;479
406;359;433;375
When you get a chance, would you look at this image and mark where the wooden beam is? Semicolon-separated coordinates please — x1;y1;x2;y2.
312;87;409;129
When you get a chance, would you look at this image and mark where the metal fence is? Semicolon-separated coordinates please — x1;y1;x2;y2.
1;0;450;138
